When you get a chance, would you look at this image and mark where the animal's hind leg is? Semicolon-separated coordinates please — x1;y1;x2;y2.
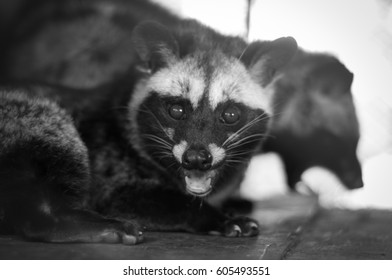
12;202;142;245
0;92;142;245
1;143;143;245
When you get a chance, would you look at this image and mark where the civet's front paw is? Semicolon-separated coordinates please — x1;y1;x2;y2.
209;216;259;237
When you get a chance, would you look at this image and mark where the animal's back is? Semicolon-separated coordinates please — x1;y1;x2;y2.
0;0;299;243
264;50;363;190
2;0;180;88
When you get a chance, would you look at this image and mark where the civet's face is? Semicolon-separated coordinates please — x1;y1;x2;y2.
129;21;297;197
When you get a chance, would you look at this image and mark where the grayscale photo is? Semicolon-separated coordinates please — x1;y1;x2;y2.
0;0;391;262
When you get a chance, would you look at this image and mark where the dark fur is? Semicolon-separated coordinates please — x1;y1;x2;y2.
0;87;142;243
1;0;180;86
0;0;298;244
263;50;363;190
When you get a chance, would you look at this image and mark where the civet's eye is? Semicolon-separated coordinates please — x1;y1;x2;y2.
169;104;186;120
221;106;241;124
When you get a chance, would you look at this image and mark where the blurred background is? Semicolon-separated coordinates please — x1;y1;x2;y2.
0;0;391;208
150;0;392;209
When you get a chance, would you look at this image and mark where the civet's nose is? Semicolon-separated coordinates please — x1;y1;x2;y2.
182;147;212;171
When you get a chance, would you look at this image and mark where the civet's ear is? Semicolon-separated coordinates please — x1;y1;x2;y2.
310;61;354;96
241;37;298;87
131;21;179;72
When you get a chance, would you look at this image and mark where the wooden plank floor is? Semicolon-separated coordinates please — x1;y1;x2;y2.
286;209;392;259
0;195;391;260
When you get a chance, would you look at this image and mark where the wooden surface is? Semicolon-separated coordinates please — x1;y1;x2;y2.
0;195;391;260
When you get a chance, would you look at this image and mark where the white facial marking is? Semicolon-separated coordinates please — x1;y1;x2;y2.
164;127;175;140
172;140;188;163
147;57;206;109
128;51;273;158
209;56;272;113
208;143;226;165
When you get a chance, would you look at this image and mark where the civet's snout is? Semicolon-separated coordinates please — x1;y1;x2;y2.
182;146;213;171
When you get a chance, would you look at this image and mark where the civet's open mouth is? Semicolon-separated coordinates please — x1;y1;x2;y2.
184;170;216;197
